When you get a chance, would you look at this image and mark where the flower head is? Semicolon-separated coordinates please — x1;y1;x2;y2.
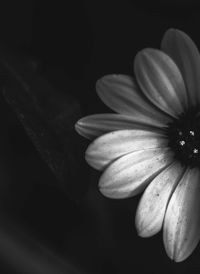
75;29;200;262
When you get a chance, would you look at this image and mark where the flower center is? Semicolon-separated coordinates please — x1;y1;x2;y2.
166;108;200;168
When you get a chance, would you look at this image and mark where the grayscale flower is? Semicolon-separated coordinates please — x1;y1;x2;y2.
75;29;200;262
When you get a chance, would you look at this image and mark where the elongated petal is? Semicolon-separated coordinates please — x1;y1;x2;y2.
99;148;173;199
96;74;171;121
86;129;168;170
161;29;200;107
163;168;200;262
135;162;184;237
134;49;188;117
75;113;169;140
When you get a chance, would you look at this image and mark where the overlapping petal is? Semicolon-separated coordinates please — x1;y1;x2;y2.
75;113;167;140
134;49;188;117
99;148;173;199
163;168;200;262
86;129;168;170
135;162;184;237
161;29;200;106
96;74;171;120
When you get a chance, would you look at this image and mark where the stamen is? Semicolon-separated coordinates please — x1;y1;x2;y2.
166;107;200;168
179;140;185;146
193;148;198;154
189;130;195;136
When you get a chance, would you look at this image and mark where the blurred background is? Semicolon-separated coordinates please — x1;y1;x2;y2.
0;1;199;273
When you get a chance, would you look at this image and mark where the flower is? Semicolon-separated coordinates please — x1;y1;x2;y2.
75;29;200;262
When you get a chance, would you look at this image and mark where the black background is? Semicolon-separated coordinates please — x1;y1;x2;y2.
0;1;200;273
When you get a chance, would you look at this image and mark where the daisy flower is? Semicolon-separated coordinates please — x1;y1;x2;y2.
75;29;200;262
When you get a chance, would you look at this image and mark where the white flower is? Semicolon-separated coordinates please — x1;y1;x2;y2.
75;29;200;262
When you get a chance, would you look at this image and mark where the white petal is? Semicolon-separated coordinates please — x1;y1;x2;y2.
96;74;171;121
161;29;200;107
134;49;188;117
163;168;200;262
86;129;168;170
99;148;173;199
135;161;184;237
75;113;169;140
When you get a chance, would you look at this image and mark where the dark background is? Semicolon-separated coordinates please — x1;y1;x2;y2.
0;1;200;273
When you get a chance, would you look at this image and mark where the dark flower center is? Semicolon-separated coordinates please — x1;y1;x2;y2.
166;107;200;168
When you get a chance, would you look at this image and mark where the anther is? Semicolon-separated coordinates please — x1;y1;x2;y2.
166;107;200;168
189;130;195;136
179;140;185;146
193;148;199;154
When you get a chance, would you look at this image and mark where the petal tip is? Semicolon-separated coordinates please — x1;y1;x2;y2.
74;120;82;135
99;183;131;199
135;224;149;238
135;214;148;238
96;74;121;93
163;229;194;263
172;246;195;263
96;74;110;89
74;119;89;139
134;48;148;60
95;75;110;99
99;185;115;199
84;147;100;170
135;220;157;238
164;28;176;34
134;48;160;68
166;249;186;263
162;28;192;45
164;28;183;34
